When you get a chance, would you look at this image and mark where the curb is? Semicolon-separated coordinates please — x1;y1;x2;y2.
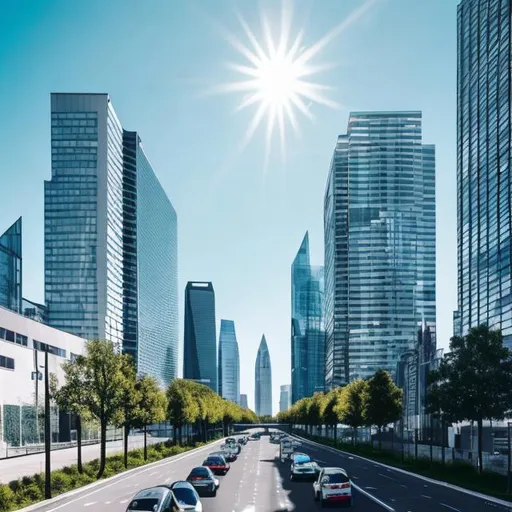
17;438;226;512
293;432;512;510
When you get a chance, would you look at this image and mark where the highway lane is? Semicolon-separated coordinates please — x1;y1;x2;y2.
295;434;512;512
22;433;387;511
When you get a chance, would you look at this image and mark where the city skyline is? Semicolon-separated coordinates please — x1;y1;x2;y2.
0;0;459;413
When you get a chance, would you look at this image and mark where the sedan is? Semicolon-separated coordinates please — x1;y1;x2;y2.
168;481;203;511
126;486;196;512
202;455;230;475
313;467;352;507
290;453;320;481
186;466;219;497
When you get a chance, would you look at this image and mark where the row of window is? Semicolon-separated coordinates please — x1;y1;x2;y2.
0;326;67;358
0;355;14;370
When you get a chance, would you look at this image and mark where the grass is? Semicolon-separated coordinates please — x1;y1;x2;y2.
297;430;512;503
0;439;214;512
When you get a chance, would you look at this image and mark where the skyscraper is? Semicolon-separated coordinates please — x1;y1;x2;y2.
291;231;325;403
218;319;240;404
45;93;178;384
122;131;178;384
279;384;291;412
183;282;217;392
456;0;512;345
324;111;436;387
255;334;272;416
0;217;22;313
240;394;248;409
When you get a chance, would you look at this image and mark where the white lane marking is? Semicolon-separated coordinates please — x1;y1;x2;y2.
421;494;432;499
378;472;399;482
83;503;96;507
36;440;225;512
104;502;111;505
440;504;461;512
400;484;408;488
352;483;395;511
120;499;129;504
149;471;159;476
365;486;378;490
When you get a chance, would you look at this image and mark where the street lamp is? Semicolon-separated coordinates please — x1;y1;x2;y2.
39;348;51;499
507;421;512;494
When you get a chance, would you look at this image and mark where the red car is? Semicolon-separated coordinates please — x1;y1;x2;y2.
202;455;230;475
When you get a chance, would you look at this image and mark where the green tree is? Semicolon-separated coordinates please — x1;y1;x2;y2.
323;388;342;443
167;379;199;445
53;356;89;473
428;325;512;473
337;379;367;444
135;376;167;460
81;340;126;478
309;393;327;433
364;370;402;449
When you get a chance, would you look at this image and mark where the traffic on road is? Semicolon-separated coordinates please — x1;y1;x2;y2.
21;429;512;512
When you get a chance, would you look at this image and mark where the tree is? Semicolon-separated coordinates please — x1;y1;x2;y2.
135;376;167;460
81;340;126;478
428;325;512;473
337;379;367;444
167;379;199;445
54;356;89;473
117;356;140;468
323;388;342;442
309;393;327;433
364;370;402;449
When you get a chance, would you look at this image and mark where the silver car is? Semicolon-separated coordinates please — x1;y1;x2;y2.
168;481;203;512
126;486;196;512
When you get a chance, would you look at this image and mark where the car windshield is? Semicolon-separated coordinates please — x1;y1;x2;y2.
172;487;197;505
189;467;209;478
205;457;222;464
127;498;160;510
295;456;311;464
323;472;349;483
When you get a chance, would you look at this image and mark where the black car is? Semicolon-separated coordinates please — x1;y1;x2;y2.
202;455;230;475
186;466;219;497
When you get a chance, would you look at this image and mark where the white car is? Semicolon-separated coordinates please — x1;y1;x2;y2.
126;486;198;511
290;453;319;481
313;467;352;508
169;481;203;512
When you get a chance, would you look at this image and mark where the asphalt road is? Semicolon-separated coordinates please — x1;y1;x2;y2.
0;436;165;483
18;431;512;511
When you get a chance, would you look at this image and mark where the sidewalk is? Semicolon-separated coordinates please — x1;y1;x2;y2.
0;435;168;483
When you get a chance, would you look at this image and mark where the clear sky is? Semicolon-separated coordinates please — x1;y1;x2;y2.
0;0;459;414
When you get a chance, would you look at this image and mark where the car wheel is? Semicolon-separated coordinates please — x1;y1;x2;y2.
290;474;294;481
211;487;217;497
321;498;327;508
314;491;320;502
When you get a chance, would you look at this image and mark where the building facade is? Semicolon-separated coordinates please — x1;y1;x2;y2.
0;305;86;455
218;319;240;404
255;334;272;416
45;93;178;384
324;111;436;387
456;0;512;346
22;299;48;324
291;231;325;403
122;131;178;384
240;394;248;409
183;282;217;392
0;217;22;314
279;384;291;412
396;322;442;443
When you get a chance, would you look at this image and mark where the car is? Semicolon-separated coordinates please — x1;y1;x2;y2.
168;481;203;512
125;486;196;512
224;439;241;454
313;467;352;508
249;432;261;440
237;437;246;446
202;454;230;475
279;438;295;462
186;466;219;497
290;453;320;481
211;449;237;463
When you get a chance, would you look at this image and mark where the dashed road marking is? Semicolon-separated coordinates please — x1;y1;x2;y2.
83;503;96;507
421;494;432;499
440;504;461;512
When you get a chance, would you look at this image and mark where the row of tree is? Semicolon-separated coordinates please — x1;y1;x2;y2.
55;340;257;479
277;369;403;447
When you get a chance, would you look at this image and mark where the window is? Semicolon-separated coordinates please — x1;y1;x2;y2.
33;340;66;358
0;355;15;370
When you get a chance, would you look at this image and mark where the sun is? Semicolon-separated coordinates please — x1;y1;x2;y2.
210;0;377;169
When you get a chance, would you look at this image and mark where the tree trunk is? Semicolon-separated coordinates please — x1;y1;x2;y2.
123;423;129;468
333;424;337;445
97;419;107;479
441;420;446;465
378;427;382;450
143;424;148;461
77;415;83;473
477;417;483;474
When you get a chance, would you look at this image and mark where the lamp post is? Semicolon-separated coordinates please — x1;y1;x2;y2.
43;349;51;499
507;421;512;494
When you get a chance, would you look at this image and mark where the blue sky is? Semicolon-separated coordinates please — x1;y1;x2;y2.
0;0;459;414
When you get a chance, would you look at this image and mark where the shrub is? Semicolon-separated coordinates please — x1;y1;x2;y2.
0;485;15;511
51;472;72;494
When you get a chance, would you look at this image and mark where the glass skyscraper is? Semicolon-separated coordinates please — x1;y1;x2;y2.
183;282;217;392
45;93;178;384
279;384;291;412
240;394;248;409
255;334;272;416
218;319;240;404
324;111;436;387
456;0;512;345
291;231;325;403
122;131;178;384
0;217;22;313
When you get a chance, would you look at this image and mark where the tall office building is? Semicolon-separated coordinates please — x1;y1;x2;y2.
122;131;178;383
240;394;248;409
0;217;22;313
183;282;217;392
218;319;240;403
45;93;178;384
279;384;291;412
456;0;512;345
291;231;325;403
324;111;436;387
255;334;272;416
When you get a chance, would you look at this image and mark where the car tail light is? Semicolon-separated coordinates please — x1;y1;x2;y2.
328;482;350;489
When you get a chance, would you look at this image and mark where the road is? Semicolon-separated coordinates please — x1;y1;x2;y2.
0;435;166;484
18;431;512;511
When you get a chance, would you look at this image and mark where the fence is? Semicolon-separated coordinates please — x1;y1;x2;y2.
297;425;510;476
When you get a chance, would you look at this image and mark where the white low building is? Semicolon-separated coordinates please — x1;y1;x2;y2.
0;305;86;455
